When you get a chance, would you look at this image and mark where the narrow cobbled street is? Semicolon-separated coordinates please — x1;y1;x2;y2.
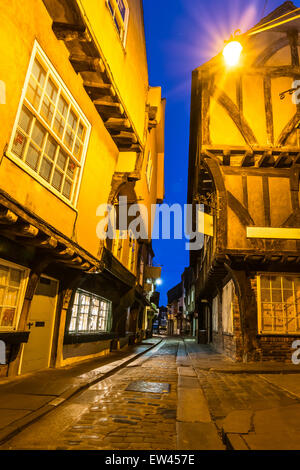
2;337;300;450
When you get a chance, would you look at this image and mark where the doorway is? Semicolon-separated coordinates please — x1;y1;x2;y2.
20;275;58;375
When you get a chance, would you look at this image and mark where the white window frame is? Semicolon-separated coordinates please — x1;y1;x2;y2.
7;41;91;208
106;0;130;48
146;151;153;191
69;289;112;334
0;259;29;332
257;273;300;335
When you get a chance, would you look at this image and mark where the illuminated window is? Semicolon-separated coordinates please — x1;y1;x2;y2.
0;260;28;331
146;151;153;191
106;0;129;45
69;290;112;334
258;274;300;335
9;43;90;205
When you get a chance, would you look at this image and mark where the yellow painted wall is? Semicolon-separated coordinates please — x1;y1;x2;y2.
0;0;162;262
79;0;149;142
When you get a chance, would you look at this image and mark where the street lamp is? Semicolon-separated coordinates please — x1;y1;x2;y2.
155;278;163;286
223;40;243;67
222;8;300;67
222;30;243;67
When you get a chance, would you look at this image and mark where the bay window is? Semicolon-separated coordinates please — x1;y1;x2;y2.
9;42;90;205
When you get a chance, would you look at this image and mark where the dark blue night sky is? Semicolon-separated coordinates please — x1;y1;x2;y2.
142;0;300;306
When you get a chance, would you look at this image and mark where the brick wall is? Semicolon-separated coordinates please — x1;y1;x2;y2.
258;335;300;363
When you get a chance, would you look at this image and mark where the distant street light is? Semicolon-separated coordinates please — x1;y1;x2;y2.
156;278;163;286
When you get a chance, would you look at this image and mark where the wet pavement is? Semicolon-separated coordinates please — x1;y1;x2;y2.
2;337;300;450
0;339;179;450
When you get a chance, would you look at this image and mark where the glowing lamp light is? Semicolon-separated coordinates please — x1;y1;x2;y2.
155;278;163;286
223;40;243;66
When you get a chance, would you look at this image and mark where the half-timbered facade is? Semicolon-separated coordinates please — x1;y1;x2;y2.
188;1;300;362
0;0;165;376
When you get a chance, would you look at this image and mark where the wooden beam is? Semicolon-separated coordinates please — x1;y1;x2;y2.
0;208;18;224
4;223;39;238
16;236;58;249
94;100;124;118
113;131;137;144
81;262;91;271
148;106;158;121
56;247;75;258
59;256;83;266
105;118;131;132
274;153;293;168
263;76;274;145
227;191;255;226
69;54;105;74
212;85;258;147
52;22;91;42
288;30;300;67
223;150;231;166
148;120;158;130
84;81;116;99
253;36;290;67
277;113;300;146
241;151;254;167
258;151;275;167
19;224;39;237
118;144;142;152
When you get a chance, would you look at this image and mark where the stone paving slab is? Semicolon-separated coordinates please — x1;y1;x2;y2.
221;410;253;434
243;404;300;450
177;388;211;423
177;422;225;450
178;376;200;389
177;367;197;377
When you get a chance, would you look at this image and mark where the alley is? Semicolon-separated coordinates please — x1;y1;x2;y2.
2;337;300;450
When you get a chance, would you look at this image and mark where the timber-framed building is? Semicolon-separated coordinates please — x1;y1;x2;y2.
188;1;300;361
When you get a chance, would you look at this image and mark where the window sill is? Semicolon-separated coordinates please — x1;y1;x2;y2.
257;333;300;337
64;332;116;344
0;331;30;344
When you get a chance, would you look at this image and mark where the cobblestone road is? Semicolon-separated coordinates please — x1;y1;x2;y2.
1;339;179;450
2;338;300;450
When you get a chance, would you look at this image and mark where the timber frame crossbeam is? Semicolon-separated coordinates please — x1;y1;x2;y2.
42;0;143;153
225;250;300;266
0;194;99;273
203;146;300;168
